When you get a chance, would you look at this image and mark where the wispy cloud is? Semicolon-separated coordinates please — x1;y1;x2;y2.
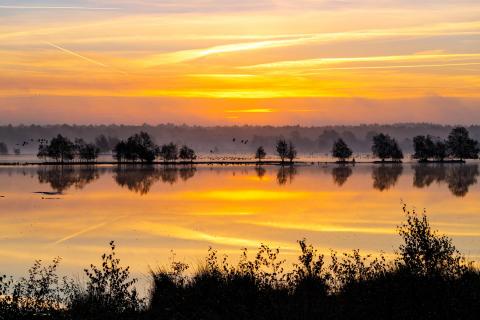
240;53;480;70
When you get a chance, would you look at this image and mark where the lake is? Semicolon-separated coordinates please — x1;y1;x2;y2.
1;163;480;291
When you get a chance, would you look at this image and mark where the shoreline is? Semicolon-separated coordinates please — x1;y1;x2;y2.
0;159;471;166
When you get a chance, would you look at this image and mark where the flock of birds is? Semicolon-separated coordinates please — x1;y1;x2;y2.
209;137;249;154
15;138;48;148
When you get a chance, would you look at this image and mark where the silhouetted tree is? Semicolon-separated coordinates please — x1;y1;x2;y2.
287;141;297;164
276;139;288;163
255;146;266;163
397;205;466;277
390;141;404;162
179;145;196;162
434;140;448;161
413;135;436;161
42;134;75;162
446;127;479;160
332;138;352;162
160;143;178;162
372;133;403;162
0;142;8;155
37;144;48;161
75;139;100;162
114;132;159;163
113;141;128;162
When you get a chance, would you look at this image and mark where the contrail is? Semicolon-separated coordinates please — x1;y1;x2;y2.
52;215;128;245
45;41;128;74
0;5;119;10
52;221;109;245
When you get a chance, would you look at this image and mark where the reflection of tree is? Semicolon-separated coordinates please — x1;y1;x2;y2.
255;166;266;179
179;166;197;182
447;165;479;197
37;166;100;193
114;166;161;195
160;167;178;185
412;164;447;188
331;166;353;186
412;164;479;197
276;166;297;185
114;165;197;194
372;164;403;191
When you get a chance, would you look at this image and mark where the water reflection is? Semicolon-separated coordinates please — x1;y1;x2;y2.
276;166;298;185
114;165;197;195
371;164;403;191
331;165;353;186
255;166;267;180
27;163;480;197
37;166;101;193
412;164;479;197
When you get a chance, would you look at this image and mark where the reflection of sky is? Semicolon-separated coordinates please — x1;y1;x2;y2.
0;0;479;124
1;164;480;289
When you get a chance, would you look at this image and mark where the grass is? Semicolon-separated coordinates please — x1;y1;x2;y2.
1;206;480;319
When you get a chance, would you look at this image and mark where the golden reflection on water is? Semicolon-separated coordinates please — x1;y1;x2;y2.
0;164;480;285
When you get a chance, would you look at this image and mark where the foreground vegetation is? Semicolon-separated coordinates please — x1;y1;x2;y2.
1;206;479;319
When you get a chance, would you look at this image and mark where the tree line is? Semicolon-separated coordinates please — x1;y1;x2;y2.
35;127;479;164
325;126;478;163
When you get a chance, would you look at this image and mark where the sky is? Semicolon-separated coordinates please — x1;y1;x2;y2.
0;0;479;125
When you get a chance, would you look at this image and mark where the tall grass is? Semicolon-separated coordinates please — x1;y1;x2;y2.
1;206;480;319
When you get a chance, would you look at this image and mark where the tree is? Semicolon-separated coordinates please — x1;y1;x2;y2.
446;127;479;161
332;139;352;162
434;140;447;161
132;132;159;163
371;133;391;161
78;143;100;162
179;145;196;162
113;141;128;163
413;135;436;161
276;139;288;163
113;132;159;163
287;141;297;164
37;144;48;161
255;146;266;163
390;141;404;162
45;135;75;162
371;133;403;162
159;143;178;162
0;142;8;155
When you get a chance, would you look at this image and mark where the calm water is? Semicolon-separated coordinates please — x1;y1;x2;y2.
1;163;480;288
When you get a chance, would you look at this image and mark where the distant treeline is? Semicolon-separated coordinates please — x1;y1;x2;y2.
2;123;480;154
32;126;479;164
1;207;480;319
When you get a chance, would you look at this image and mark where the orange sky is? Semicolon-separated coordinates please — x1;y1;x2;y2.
0;1;479;124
